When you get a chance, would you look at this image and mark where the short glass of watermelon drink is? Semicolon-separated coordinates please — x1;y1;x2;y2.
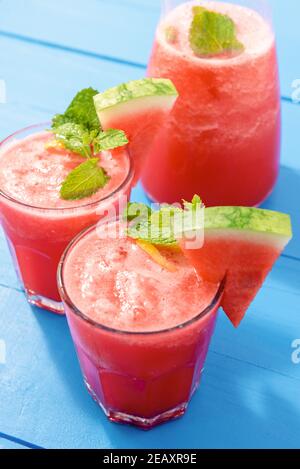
142;0;280;207
58;218;224;428
0;124;133;314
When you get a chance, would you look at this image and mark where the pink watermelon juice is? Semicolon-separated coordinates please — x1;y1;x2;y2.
0;125;133;313
142;1;280;206
59;220;223;428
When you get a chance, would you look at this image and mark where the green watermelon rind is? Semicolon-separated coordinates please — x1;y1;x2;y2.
93;78;178;111
204;207;292;239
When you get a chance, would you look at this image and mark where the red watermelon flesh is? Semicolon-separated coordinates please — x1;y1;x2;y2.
100;103;174;185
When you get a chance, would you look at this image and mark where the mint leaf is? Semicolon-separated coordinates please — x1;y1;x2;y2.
60;158;109;200
52;87;100;131
93;129;128;153
54;122;93;158
126;196;204;245
189;6;244;57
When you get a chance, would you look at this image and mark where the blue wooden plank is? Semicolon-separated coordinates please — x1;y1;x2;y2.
0;437;28;449
0;0;158;66
0;103;51;140
213;262;300;382
261;165;300;260
0;228;21;292
270;0;300;101
0;0;298;98
281;100;300;171
0;432;41;449
0;254;299;449
0;36;142;119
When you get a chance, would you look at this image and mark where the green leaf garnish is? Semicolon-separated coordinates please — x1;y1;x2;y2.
189;6;244;57
50;87;129;200
52;87;100;131
60;158;109;200
93;129;128;153
125;195;204;245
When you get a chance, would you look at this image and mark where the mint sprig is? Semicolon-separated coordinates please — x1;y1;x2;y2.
125;195;204;245
189;6;244;57
50;88;128;200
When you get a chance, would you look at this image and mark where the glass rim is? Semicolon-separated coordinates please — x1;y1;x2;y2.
57;219;225;336
0;122;134;212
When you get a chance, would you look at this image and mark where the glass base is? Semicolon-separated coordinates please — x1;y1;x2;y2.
84;377;187;429
26;289;65;315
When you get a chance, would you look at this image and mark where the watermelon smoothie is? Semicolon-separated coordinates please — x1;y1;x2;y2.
0;124;133;313
58;220;223;428
142;1;280;206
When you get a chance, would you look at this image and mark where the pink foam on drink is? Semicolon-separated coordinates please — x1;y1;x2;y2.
63;222;219;332
0;131;129;209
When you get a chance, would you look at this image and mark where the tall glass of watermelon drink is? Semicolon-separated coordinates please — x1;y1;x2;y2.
58;218;224;428
0;124;133;313
142;0;280;206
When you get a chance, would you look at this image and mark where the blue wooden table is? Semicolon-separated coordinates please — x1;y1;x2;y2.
0;0;299;450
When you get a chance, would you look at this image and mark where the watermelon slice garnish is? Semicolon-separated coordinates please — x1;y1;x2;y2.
180;206;292;327
93;78;178;184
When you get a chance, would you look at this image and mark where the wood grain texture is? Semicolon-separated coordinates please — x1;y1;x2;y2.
261;165;300;260
0;437;28;449
0;0;299;450
0;36;142;114
281;100;300;171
